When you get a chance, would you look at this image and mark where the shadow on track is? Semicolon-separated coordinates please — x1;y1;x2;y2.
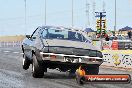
43;72;76;79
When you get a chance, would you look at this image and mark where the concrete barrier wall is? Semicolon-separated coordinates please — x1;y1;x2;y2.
102;50;132;69
92;40;132;50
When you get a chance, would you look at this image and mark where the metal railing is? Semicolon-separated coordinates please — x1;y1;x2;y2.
0;41;22;47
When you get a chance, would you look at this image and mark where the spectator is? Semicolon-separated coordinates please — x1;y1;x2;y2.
105;35;109;41
114;36;117;40
127;30;132;39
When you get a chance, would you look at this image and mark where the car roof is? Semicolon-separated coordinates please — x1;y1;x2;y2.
40;26;85;33
41;26;68;30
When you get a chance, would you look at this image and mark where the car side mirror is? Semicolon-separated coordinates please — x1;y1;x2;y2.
26;35;31;39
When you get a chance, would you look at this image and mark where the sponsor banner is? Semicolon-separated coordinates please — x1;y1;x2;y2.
83;74;131;83
76;66;131;85
84;74;131;83
102;50;132;68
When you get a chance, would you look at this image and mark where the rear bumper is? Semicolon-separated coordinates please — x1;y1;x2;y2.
40;52;103;65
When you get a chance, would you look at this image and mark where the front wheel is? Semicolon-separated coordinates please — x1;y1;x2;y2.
22;54;30;70
32;54;44;78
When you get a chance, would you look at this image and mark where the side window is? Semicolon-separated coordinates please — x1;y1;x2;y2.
82;35;86;42
42;29;48;38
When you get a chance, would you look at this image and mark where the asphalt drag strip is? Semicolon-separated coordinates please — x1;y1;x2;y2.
0;47;131;88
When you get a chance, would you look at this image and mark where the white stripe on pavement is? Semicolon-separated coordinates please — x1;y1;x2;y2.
2;50;23;55
4;51;10;53
13;52;19;54
20;53;24;55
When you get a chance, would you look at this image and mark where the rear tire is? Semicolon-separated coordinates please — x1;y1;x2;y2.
32;54;44;78
84;66;99;75
23;54;30;70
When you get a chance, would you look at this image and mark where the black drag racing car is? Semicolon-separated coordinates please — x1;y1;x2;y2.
22;26;103;78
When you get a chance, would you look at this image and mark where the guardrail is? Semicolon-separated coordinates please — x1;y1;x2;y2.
0;41;22;47
92;40;132;50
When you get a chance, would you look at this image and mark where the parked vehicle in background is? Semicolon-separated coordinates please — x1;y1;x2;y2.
21;26;103;78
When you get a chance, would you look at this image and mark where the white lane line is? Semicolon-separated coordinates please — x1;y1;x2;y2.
20;53;24;55
4;51;10;53
13;52;19;54
2;50;23;55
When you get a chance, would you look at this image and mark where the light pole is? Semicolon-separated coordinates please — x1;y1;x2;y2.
86;0;90;27
45;0;47;25
72;0;74;28
24;0;27;35
114;0;117;35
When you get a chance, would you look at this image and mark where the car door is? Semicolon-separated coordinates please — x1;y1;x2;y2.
24;28;39;59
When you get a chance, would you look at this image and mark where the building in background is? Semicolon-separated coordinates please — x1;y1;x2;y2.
116;26;132;36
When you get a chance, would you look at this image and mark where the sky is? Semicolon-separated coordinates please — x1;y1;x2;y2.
0;0;132;35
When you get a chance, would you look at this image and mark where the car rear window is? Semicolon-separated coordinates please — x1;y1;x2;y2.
42;27;86;42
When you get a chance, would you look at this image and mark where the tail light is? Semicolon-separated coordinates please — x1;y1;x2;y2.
88;58;96;62
50;55;56;59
